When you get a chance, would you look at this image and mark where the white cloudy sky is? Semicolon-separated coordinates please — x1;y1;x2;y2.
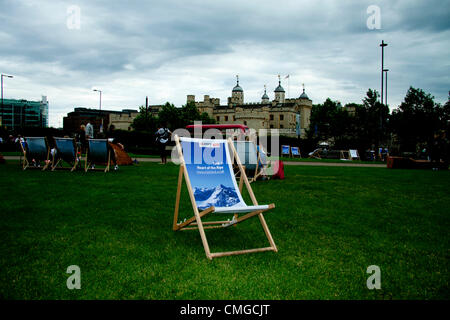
0;0;449;127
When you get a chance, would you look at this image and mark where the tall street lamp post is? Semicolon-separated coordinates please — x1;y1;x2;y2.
380;40;388;104
93;89;103;133
383;69;389;106
1;73;14;128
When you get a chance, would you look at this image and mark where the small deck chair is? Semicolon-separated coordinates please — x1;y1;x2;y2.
281;145;291;158
291;146;301;158
349;149;360;160
233;141;266;183
257;144;271;177
340;150;350;161
22;137;51;171
173;136;277;260
308;148;322;159
52;137;80;171
84;139;111;172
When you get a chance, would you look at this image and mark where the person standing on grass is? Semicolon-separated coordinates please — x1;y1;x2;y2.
85;121;94;140
155;124;171;164
77;124;86;154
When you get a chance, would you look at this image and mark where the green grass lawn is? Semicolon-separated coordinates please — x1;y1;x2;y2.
0;161;448;299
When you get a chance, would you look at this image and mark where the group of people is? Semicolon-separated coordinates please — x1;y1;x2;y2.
76;121;94;153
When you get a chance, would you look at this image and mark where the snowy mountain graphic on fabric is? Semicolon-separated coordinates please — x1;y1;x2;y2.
194;184;241;209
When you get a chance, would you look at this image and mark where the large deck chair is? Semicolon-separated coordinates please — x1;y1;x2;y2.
281;145;291;158
22;137;51;171
84;139;111;172
233;140;266;183
173;136;277;260
52;137;80;171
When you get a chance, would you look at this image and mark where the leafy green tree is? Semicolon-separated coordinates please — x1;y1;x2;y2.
307;98;342;141
131;105;158;133
157;102;183;130
357;89;390;148
179;101;216;126
389;87;445;152
157;101;215;130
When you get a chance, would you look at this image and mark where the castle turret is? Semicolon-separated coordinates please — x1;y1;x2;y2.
299;83;309;99
231;75;244;105
274;75;285;103
261;85;270;104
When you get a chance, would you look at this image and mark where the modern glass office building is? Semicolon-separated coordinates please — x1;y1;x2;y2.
0;96;49;129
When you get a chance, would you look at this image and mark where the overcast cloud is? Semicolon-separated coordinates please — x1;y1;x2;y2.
0;0;449;127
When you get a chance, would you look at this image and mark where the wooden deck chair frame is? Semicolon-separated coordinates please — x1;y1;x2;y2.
308;148;322;159
51;137;80;171
281;145;291;158
173;135;278;260
233;140;266;183
21;137;51;171
340;150;350;160
291;146;302;158
349;149;360;160
255;144;271;181
84;139;111;172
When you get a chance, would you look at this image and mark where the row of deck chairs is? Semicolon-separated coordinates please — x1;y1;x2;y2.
21;136;276;260
20;137;113;172
281;145;302;158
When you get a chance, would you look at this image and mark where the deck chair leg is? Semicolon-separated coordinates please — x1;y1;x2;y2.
194;211;212;260
52;159;61;171
258;213;278;252
173;166;184;230
179;156;212;259
85;156;89;172
105;150;111;172
41;148;50;171
23;155;29;170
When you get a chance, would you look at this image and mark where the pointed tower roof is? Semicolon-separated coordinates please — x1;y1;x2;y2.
232;75;243;92
274;75;285;93
261;85;269;100
299;83;309;99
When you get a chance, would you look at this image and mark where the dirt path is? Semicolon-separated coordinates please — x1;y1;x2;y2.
3;156;386;168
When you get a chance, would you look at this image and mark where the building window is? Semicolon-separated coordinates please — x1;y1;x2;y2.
270;124;274;129
244;121;247;125
270;114;274;120
225;116;228;121
233;115;236;121
280;124;284;129
216;116;220;121
280;115;284;120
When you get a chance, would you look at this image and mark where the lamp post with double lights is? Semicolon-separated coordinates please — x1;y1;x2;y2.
93;89;103;133
380;40;388;104
383;69;389;106
1;73;14;128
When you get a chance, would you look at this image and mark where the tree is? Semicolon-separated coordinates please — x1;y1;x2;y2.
158;101;215;130
179;101;216;126
307;98;344;141
357;89;390;148
131;105;158;133
158;102;183;130
389;87;445;152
